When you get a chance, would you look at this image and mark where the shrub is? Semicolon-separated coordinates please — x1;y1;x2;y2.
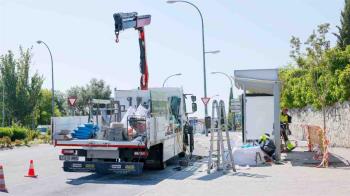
0;137;4;147
14;139;22;146
11;127;27;141
2;136;12;147
0;127;13;138
27;129;40;141
0;126;41;143
24;138;29;146
47;127;52;136
38;134;51;143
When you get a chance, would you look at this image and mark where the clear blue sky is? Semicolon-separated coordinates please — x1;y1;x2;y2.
0;0;344;117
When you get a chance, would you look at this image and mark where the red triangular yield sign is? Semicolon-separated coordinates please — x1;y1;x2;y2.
68;96;77;107
201;97;210;106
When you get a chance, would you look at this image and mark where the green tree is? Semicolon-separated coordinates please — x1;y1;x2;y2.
1;50;17;125
337;63;350;101
334;0;350;49
281;23;350;132
227;87;234;130
66;79;111;115
0;47;44;127
283;24;335;108
86;78;111;99
66;86;84;115
0;80;4;126
54;90;68;116
37;89;62;125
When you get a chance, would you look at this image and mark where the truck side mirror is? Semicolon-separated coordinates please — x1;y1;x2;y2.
192;103;197;112
191;95;196;102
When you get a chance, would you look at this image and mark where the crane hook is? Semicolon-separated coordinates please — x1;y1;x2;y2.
115;31;119;43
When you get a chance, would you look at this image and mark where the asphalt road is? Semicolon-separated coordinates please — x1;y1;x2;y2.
1;133;350;196
0;143;190;196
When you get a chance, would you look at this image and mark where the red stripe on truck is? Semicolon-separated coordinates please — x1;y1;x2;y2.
55;143;146;149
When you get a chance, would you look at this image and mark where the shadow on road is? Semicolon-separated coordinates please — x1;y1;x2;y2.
284;150;350;168
196;171;225;181
66;167;178;186
65;153;273;185
232;172;270;178
65;156;201;186
196;171;270;181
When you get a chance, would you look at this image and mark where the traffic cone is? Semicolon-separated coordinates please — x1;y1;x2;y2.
25;160;38;178
0;165;8;193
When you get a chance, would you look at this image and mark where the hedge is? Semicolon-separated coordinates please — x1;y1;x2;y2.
12;127;27;140
0;127;13;138
0;126;31;141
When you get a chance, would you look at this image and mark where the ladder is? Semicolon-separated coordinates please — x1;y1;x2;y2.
207;100;236;174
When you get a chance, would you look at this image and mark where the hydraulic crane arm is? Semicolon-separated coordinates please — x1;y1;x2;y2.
113;12;151;90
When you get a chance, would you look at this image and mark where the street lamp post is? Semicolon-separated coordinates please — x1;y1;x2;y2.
163;73;182;87
167;0;215;136
36;40;55;132
211;71;235;131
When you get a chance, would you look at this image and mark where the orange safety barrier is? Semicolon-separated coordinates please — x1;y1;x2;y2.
0;165;8;193
302;124;329;168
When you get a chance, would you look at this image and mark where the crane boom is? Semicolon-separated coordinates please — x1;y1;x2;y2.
113;12;151;90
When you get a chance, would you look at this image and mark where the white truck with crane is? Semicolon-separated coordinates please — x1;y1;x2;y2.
54;12;197;175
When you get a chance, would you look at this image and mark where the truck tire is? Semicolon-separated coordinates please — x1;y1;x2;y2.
159;160;167;170
178;151;186;158
145;143;165;170
156;144;166;170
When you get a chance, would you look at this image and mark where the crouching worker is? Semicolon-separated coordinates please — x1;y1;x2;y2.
280;108;296;151
259;133;277;161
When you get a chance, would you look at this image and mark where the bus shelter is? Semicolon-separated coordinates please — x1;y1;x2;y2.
234;69;281;160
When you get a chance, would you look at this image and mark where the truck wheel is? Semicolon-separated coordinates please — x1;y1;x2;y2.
178;151;186;158
145;143;165;170
159;161;167;170
156;144;166;169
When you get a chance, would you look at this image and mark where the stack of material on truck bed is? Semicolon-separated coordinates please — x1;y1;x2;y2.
72;123;99;139
105;122;125;141
54;129;72;140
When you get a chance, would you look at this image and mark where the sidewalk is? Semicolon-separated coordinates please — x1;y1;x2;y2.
140;132;350;196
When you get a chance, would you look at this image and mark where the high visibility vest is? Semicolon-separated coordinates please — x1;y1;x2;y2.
259;134;269;142
280;113;289;123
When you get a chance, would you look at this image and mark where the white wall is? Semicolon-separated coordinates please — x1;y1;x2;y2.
290;102;350;147
245;96;274;140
